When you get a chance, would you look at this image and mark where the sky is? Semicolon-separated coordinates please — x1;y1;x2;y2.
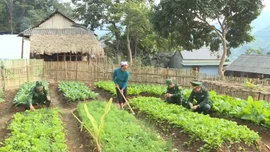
264;0;270;10
61;0;270;9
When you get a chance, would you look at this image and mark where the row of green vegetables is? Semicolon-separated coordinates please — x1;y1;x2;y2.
58;81;98;101
0;108;67;152
13;81;49;106
94;81;166;96
129;97;260;151
77;101;169;152
95;81;270;127
13;81;98;105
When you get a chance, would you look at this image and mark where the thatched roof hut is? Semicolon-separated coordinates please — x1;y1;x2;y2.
19;10;104;61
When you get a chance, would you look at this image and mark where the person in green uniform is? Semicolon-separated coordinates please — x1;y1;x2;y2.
187;81;212;114
164;79;184;105
25;81;51;111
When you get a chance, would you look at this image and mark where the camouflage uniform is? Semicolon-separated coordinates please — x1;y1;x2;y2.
165;79;185;105
187;81;212;114
25;81;51;109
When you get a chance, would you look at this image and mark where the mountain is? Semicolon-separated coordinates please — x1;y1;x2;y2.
230;25;270;60
228;9;270;60
250;10;270;33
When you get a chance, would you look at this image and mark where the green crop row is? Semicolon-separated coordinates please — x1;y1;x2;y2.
210;91;270;127
129;97;260;151
95;81;270;127
94;81;167;96
0;108;67;152
58;81;98;102
13;81;49;106
77;101;168;152
183;90;270;127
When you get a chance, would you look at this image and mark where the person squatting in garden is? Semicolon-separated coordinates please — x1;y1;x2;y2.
164;79;185;105
187;81;212;114
112;61;130;109
25;81;51;111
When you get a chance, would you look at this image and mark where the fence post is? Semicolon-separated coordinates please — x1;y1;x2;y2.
1;61;5;92
26;59;30;82
76;61;78;81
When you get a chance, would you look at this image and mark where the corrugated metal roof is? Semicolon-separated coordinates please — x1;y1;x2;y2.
181;47;222;59
182;62;230;66
19;27;95;36
226;54;270;74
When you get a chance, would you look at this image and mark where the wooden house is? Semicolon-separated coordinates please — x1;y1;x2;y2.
18;10;105;61
225;54;270;78
169;47;230;75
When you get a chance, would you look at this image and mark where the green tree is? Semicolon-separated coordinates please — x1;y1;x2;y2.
72;0;108;31
123;1;151;64
0;0;73;33
245;48;264;55
0;2;9;32
151;0;263;79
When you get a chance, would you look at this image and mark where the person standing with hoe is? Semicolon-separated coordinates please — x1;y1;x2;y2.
112;61;130;109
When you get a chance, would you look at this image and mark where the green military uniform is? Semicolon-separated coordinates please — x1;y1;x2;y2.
187;81;212;114
165;79;184;105
25;81;51;109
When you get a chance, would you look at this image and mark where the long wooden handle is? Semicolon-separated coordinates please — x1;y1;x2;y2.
116;86;135;115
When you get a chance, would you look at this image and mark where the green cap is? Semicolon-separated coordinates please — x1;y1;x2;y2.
166;79;173;85
190;81;202;87
36;81;43;89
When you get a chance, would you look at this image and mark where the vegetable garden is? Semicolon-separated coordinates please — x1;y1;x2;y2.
0;80;269;152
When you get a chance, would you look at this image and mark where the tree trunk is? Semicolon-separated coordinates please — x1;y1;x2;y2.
219;34;227;80
126;26;132;64
5;0;14;34
111;22;121;56
134;37;138;60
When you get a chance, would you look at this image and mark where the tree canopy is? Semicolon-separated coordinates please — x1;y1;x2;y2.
151;0;263;78
0;0;73;34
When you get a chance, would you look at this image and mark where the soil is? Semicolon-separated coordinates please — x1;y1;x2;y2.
49;83;90;152
0;83;91;152
1;85;270;152
96;88;270;152
210;114;270;152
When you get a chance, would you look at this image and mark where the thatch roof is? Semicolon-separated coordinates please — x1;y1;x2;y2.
18;10;104;56
226;54;270;75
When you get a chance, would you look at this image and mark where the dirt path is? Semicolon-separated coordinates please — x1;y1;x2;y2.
49;83;90;152
0;89;21;144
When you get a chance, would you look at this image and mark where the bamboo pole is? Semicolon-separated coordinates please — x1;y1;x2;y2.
116;86;135;115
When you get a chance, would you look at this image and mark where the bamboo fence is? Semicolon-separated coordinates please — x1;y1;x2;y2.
202;80;270;102
43;61;197;88
1;59;269;102
0;59;44;90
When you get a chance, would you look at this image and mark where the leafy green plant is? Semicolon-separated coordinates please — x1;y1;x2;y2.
209;91;270;127
13;81;49;106
77;100;168;152
94;81;167;96
0;108;67;152
244;79;257;90
96;81;270;127
58;81;98;102
129;97;260;151
73;98;113;152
